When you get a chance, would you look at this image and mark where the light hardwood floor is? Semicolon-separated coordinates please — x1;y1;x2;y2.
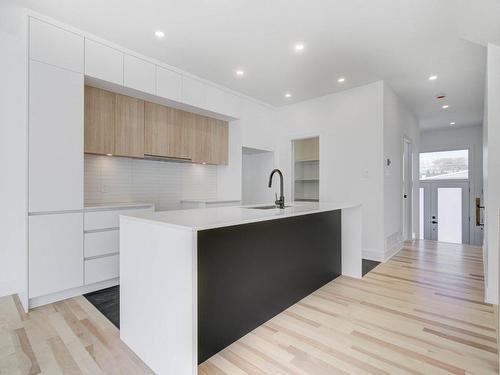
1;240;497;374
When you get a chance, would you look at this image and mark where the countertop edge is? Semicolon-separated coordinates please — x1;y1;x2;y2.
120;202;361;231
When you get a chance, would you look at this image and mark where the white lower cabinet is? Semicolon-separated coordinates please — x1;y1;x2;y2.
83;204;154;285
85;254;119;285
84;230;119;258
29;213;84;298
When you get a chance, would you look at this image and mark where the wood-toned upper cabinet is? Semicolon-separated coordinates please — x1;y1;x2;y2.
114;94;145;158
213;119;229;165
85;88;227;164
84;86;115;155
192;115;228;165
144;103;192;160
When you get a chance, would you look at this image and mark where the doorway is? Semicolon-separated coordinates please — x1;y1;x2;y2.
418;148;471;244
420;181;470;243
292;136;320;202
402;138;412;240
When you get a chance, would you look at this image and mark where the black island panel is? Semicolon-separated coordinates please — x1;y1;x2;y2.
197;209;341;363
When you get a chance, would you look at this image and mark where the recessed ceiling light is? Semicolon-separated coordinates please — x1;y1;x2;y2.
235;69;245;77
294;43;305;52
337;77;346;83
155;30;165;38
450;121;456;126
284;93;292;98
106;153;113;156
429;75;438;81
442;104;449;109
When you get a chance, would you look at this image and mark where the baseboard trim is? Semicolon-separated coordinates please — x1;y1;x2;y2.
384;241;403;262
29;278;119;309
485;285;498;305
362;249;385;262
362;241;403;263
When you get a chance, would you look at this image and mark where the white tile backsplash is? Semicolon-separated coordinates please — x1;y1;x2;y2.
84;154;217;210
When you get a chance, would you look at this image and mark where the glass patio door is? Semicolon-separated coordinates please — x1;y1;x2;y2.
420;181;470;244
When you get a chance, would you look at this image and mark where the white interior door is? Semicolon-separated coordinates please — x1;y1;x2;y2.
420;181;470;244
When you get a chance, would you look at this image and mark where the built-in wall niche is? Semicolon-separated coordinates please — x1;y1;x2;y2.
292;137;319;202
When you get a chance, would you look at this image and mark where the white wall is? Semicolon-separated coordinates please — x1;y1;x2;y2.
84;155;218;210
420;125;483;246
216;98;277;201
0;3;28;308
383;83;420;257
276;82;386;258
484;43;500;304
274;81;419;262
241;148;275;205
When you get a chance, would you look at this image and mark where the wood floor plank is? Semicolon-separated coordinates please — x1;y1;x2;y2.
0;240;497;374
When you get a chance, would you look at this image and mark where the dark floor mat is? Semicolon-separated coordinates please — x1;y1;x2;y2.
83;260;379;328
362;259;380;276
84;285;120;328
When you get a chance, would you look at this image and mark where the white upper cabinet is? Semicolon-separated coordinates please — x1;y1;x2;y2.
124;54;155;94
29;17;83;73
84;39;124;85
29;212;84;298
29;60;84;213
181;76;207;109
205;85;241;118
156;66;183;102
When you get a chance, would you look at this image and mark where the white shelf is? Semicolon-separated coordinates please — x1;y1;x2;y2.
295;178;319;182
295;159;319;163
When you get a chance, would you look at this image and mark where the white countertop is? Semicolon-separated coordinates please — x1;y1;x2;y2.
180;199;241;203
121;201;360;231
84;202;154;211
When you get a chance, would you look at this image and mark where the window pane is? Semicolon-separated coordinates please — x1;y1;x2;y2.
437;188;462;243
419;149;468;180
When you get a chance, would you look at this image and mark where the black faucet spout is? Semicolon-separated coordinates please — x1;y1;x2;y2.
268;169;285;209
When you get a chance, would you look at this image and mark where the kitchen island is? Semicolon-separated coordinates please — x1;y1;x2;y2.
119;202;362;375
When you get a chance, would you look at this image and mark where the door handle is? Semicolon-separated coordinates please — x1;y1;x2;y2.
476;198;484;227
431;220;438;224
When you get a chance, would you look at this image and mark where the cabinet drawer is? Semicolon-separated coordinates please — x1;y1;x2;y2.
85;230;119;258
84;206;153;231
85;254;119;285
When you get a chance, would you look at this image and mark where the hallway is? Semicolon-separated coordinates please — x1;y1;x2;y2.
0;241;497;374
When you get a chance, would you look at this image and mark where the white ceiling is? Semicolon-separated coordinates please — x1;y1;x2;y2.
19;0;500;130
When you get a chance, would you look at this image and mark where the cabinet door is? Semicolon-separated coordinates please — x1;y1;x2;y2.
30;18;84;73
145;103;192;160
84;39;124;85
29;61;83;212
84;86;115;155
114;94;144;158
192;115;213;164
124;54;155;94
213;120;229;165
172;110;194;160
182;76;207;109
156;66;182;102
144;102;175;157
29;213;84;298
192;115;229;165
